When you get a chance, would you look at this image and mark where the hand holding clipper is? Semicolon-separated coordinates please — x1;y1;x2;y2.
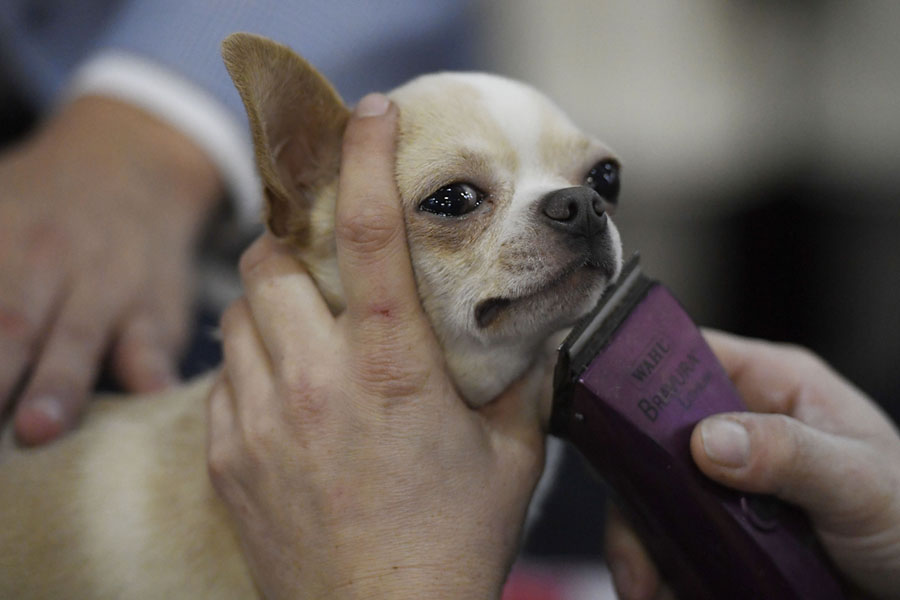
551;256;847;599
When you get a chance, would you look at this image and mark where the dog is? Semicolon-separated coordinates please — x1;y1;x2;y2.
0;33;623;598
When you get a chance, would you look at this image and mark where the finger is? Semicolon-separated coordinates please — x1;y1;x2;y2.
110;310;181;393
0;227;66;412
206;372;237;451
691;412;895;532
220;298;275;410
13;287;117;445
238;234;333;368
206;372;240;492
604;504;664;600
335;94;430;345
110;258;192;393
703;329;886;435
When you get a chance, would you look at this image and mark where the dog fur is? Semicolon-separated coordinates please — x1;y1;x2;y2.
0;33;623;598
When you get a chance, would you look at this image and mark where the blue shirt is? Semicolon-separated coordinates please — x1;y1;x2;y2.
0;0;476;116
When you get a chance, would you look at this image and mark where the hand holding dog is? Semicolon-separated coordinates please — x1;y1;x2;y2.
0;96;220;445
207;95;547;600
606;331;900;600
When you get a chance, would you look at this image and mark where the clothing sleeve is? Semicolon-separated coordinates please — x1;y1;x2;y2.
65;50;261;224
90;0;474;114
67;0;475;224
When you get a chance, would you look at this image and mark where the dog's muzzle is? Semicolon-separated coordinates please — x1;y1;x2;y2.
539;186;612;266
540;186;608;234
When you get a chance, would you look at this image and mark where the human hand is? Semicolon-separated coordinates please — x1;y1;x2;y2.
206;94;547;600
0;96;221;445
605;330;900;600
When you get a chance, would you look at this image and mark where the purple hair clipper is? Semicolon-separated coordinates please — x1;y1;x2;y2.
550;255;846;599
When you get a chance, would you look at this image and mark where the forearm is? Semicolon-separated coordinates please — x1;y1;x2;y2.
260;565;506;600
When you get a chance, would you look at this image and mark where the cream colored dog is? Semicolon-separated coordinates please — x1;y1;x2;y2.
0;33;623;598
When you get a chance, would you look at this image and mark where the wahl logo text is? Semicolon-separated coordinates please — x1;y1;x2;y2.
631;337;672;384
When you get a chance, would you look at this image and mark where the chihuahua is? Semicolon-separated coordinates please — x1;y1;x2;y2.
0;33;623;598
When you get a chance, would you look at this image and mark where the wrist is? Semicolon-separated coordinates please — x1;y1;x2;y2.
312;565;503;600
311;541;511;600
42;96;223;228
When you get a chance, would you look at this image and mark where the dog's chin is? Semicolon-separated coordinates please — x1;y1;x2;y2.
474;260;617;340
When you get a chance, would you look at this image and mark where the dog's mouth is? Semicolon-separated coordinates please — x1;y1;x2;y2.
474;258;610;329
474;298;513;328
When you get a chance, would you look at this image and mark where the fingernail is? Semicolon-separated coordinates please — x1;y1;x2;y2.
29;395;65;425
15;395;68;446
701;418;750;468
355;93;390;117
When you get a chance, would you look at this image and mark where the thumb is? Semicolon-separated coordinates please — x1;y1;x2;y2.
691;413;893;534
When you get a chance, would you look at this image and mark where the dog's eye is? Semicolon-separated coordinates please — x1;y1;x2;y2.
585;159;621;204
419;183;484;217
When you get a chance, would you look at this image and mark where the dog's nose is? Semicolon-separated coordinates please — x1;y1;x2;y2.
540;186;608;237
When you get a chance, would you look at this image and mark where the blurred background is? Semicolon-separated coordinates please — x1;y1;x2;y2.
1;1;898;597
473;0;900;590
4;1;897;411
479;0;900;414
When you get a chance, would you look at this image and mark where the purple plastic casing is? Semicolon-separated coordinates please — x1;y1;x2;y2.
551;260;846;599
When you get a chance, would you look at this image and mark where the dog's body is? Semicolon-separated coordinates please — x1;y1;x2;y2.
0;34;623;598
0;377;256;598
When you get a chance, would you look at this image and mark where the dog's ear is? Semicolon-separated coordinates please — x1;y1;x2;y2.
222;33;349;245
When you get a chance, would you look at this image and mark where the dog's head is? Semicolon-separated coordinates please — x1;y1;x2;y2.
223;33;623;405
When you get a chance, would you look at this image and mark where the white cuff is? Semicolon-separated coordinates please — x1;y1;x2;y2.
64;51;261;225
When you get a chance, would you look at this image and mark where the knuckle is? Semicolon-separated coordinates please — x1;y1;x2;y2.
769;415;803;482
837;448;896;523
238;237;277;278
779;342;827;372
350;349;430;403
237;249;260;278
355;299;406;330
744;414;797;489
240;414;279;459
335;208;402;257
770;343;833;410
238;240;306;288
279;367;331;426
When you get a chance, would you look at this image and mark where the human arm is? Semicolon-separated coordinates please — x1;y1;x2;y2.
0;0;478;447
0;95;222;444
605;330;900;600
206;94;547;599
